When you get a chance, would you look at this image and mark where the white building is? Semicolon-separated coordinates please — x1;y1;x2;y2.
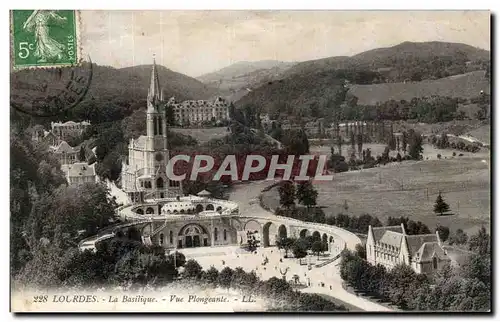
122;59;183;203
366;224;451;274
50;140;79;165
51;120;91;141
62;162;97;185
167;96;230;126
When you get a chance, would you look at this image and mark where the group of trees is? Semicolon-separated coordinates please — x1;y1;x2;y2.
182;263;347;311
430;134;482;154
278;180;318;208
340;226;491;311
277;234;329;261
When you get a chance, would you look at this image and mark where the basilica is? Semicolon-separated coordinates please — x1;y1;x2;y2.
122;59;183;203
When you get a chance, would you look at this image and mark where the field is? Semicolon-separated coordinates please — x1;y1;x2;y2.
349;71;489;106
170;127;230;144
262;146;490;235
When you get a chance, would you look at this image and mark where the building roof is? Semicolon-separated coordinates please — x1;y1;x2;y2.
53;140;76;153
379;230;404;248
406;234;439;255
197;189;211;196
414;242;449;262
372;225;404;241
62;162;96;178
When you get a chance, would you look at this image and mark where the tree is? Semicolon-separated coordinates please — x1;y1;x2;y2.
245;231;260;252
468;226;490;254
436;226;450;242
408;130;423;160
449;228;468;245
434;192;450;216
355;243;367;259
167;251;186;268
78;145;86;162
296;181;318;207
217;267;234;288
278;181;296;208
292;239;308;264
311;240;323;260
276;237;295;258
202;266;219;284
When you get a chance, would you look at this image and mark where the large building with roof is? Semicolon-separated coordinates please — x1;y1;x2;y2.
121;59;183;203
166;96;230;126
61;162;97;185
51;120;91;141
366;224;451;274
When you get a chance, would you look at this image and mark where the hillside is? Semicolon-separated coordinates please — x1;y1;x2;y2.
11;63;218;105
283;41;490;82
197;60;296;102
349;70;490;106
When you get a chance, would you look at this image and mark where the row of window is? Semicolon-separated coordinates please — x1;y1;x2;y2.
158;229;228;245
140;178;180;189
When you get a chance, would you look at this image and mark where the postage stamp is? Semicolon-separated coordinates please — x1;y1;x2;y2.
11;10;79;69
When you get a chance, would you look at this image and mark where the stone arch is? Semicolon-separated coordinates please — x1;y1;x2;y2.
278;224;287;239
322;233;328;244
206;204;215;211
299;229;309;238
146;207;154;214
196;204;204;213
262;222;278;247
180;209;185;214
244;219;261;232
216;206;222;213
312;231;321;241
178;223;210;248
329;236;334;243
136;208;144;215
173;210;178;214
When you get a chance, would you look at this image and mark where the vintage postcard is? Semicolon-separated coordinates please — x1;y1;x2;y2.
10;10;491;313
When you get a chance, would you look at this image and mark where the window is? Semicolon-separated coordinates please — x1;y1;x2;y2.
223;229;227;241
169;231;173;244
214;228;218;241
433;257;438;270
159;233;164;245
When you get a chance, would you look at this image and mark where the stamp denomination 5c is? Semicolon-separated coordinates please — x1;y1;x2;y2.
11;10;79;69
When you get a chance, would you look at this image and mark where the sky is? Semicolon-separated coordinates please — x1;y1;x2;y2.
80;10;490;77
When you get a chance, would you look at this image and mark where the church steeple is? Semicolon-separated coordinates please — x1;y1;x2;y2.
147;56;161;110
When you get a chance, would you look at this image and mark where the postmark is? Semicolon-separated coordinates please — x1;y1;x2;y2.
10;60;93;117
11;10;80;69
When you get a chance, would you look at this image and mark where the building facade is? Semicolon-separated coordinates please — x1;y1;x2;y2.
122;60;183;202
50;140;79;165
51;120;91;141
366;224;451;274
61;162;97;185
167;96;230;126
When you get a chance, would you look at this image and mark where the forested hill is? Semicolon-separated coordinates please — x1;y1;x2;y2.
282;41;490;82
11;63;218;105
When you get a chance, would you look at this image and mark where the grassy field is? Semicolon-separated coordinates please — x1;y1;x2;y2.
170;127;230;144
349;70;489;106
262;148;490;235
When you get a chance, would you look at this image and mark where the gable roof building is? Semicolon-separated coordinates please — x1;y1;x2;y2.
366;223;451;275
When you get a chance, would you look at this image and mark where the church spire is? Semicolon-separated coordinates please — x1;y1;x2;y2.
147;55;161;104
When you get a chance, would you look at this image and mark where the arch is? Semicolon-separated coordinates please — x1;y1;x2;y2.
262;222;278;247
329;236;334;243
178;223;209;248
278;225;287;239
196;204;204;213
180;209;185;214
244;220;261;232
299;229;309;238
216;206;222;213
206;204;215;211
322;233;328;244
146;207;154;214
312;231;321;241
136;208;144;215
156;177;164;189
173;210;178;214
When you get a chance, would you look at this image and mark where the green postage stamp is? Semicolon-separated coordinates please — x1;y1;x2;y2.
11;10;79;69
